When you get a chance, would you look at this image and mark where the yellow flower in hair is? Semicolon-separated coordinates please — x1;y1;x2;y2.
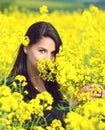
22;36;30;46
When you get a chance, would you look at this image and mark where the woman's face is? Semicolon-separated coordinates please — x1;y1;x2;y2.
24;37;56;72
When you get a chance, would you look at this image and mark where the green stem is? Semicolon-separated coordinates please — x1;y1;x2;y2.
30;116;41;130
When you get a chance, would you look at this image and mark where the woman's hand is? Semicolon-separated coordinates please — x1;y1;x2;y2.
72;83;105;107
78;83;105;99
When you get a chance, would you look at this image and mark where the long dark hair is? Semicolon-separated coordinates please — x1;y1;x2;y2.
9;21;62;104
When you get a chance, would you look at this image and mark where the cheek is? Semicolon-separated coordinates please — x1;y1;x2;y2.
52;56;56;61
28;52;44;65
34;54;45;63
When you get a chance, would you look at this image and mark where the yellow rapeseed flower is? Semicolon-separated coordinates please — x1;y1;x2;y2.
40;5;48;14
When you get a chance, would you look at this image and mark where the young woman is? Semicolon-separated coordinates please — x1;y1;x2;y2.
8;21;63;103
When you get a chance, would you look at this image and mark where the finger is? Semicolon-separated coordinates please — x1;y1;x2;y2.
85;88;96;92
90;93;102;98
101;90;105;98
78;84;95;93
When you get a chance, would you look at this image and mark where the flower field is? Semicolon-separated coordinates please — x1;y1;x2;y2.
0;5;105;129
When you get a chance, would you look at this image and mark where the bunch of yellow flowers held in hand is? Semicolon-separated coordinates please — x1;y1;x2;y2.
0;5;105;130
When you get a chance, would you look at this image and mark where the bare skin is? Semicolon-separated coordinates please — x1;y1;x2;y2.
72;83;105;107
79;83;105;98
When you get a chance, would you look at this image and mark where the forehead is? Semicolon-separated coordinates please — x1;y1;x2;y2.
32;37;56;50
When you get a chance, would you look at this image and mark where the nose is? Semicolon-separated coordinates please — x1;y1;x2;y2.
45;53;54;61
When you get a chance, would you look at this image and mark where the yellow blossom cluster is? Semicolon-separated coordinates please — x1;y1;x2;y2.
0;85;54;129
29;91;53;117
38;59;57;82
46;119;65;130
64;99;105;130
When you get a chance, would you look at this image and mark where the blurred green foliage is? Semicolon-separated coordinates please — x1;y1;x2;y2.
0;0;105;12
0;0;16;11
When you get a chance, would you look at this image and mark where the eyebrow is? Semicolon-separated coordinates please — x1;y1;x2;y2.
38;47;55;53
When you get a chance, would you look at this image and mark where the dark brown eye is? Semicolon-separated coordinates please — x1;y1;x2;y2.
39;50;46;54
